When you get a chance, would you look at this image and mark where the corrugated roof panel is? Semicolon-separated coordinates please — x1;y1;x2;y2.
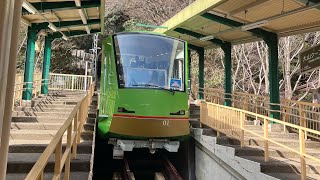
22;14;44;22
232;0;304;22
183;16;231;33
218;30;253;42
54;9;81;19
189;40;213;47
90;24;100;29
267;8;320;32
86;7;101;19
167;30;215;48
199;23;233;35
167;31;197;41
181;17;214;31
215;0;256;13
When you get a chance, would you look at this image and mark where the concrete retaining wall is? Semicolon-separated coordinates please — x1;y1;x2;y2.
192;127;279;180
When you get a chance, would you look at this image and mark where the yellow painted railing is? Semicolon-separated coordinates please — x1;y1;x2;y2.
13;73;93;107
13;73;42;106
49;73;93;91
13;74;24;106
33;73;42;96
202;88;320;141
200;101;320;180
25;83;94;180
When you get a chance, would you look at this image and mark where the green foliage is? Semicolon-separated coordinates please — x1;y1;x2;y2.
104;9;130;34
50;38;84;74
72;35;94;50
123;18;154;32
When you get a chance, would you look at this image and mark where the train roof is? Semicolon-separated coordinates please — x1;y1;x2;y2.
112;31;186;43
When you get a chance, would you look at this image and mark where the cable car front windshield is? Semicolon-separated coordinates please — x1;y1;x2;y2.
114;34;185;92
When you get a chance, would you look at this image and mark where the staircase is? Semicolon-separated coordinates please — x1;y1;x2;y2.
6;91;97;179
189;103;320;180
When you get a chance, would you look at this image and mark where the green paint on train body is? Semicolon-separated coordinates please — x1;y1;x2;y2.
98;32;190;140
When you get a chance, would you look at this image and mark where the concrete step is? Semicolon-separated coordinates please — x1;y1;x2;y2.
11;116;66;123
86;118;96;124
33;104;76;109
15;107;74;112
9;139;90;146
6;172;89;180
244;125;263;131
12;119;94;129
35;96;82;100
243;137;320;149
10;130;93;141
83;123;94;131
89;105;97;109
244;131;298;138
88;112;96;118
12;111;70;118
240;156;320;178
265;173;313;180
9;141;92;154
217;136;320;149
35;95;83;99
189;114;200;119
189;104;200;109
11;122;63;130
189;109;200;115
189;119;201;128
32;100;79;106
245;124;285;132
244;120;255;125
233;145;320;159
6;153;91;173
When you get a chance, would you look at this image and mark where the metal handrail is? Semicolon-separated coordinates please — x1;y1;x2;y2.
25;83;94;180
200;101;319;180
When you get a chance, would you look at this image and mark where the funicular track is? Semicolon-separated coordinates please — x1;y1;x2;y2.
113;153;182;180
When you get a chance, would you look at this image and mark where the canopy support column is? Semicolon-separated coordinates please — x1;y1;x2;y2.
198;48;205;99
222;43;232;107
200;13;280;118
41;36;53;95
22;25;37;101
264;33;280;119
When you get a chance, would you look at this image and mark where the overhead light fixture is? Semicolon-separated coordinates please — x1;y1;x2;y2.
48;23;58;32
241;20;269;31
22;1;37;14
199;35;215;41
62;35;68;41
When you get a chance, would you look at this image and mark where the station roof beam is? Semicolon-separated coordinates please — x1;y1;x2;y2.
74;0;91;34
21;0;104;40
34;19;100;31
155;0;320;47
22;1;101;15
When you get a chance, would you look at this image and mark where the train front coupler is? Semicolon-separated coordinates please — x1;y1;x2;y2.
108;138;180;159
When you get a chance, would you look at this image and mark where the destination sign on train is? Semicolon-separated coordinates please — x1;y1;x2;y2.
300;43;320;74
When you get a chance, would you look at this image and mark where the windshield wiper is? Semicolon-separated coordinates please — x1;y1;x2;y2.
132;84;175;95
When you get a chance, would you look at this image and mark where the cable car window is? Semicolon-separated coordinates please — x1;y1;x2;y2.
114;34;185;91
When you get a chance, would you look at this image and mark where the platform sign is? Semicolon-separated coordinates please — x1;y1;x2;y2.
300;43;320;74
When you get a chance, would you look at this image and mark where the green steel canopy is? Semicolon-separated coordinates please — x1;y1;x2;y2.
21;0;105;38
155;0;320;48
